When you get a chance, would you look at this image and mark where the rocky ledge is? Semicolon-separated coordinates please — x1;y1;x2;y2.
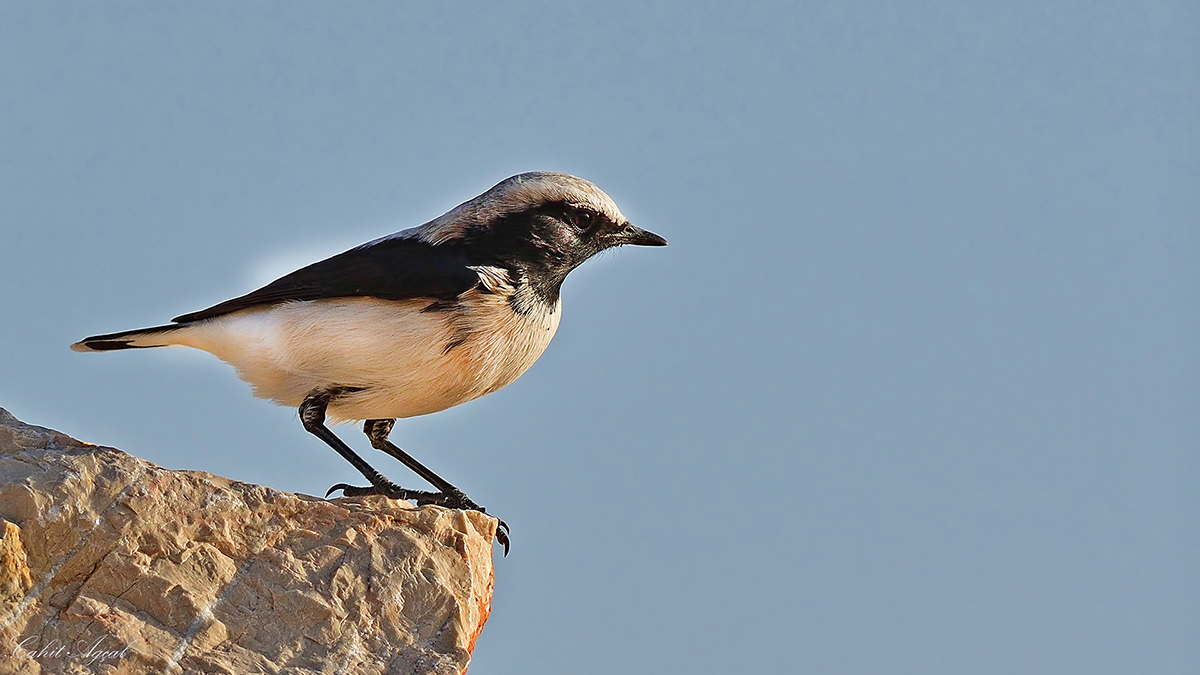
0;408;498;675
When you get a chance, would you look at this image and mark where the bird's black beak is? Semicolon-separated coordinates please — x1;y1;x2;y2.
614;223;668;247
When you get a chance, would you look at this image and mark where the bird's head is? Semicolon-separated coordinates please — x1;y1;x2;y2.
413;172;667;283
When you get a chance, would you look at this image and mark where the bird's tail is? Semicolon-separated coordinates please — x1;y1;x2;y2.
71;324;187;352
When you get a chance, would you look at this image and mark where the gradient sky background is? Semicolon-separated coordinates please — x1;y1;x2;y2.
1;2;1196;673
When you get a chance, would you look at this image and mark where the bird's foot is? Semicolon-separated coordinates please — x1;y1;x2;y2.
416;487;511;556
432;488;510;556
325;483;510;556
324;479;439;502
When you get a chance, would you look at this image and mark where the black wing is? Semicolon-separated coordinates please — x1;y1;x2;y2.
172;236;480;323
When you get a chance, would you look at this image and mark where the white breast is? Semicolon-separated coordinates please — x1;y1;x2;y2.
171;290;561;422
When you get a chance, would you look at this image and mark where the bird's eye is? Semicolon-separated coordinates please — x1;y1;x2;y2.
567;209;595;231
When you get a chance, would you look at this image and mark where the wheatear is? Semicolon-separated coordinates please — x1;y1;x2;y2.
73;172;668;553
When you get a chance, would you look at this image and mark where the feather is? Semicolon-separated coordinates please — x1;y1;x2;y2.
172;237;480;323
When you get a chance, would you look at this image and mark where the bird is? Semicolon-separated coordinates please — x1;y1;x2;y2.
71;172;667;554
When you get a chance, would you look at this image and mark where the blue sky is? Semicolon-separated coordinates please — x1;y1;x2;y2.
1;2;1196;673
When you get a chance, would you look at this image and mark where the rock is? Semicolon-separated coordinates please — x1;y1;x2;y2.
0;408;498;674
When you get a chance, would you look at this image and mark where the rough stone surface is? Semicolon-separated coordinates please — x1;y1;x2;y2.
0;408;497;674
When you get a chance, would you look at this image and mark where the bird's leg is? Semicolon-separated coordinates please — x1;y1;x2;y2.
362;419;471;503
299;388;441;503
364;418;510;555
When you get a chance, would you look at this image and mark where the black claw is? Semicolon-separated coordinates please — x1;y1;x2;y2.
496;520;510;557
325;483;355;498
